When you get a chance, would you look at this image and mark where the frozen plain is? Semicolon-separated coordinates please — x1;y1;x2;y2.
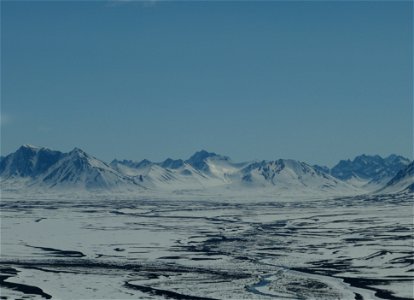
0;191;413;300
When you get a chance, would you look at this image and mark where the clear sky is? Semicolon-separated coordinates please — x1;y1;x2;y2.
1;1;412;166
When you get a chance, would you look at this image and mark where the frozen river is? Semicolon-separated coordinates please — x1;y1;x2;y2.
1;193;413;299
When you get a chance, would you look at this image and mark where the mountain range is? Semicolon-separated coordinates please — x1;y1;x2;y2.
0;145;412;195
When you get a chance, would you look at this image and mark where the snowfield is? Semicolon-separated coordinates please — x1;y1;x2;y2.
1;146;413;299
0;192;413;299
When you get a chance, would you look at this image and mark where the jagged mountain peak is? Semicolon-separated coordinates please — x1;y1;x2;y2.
110;159;151;169
186;150;230;172
160;158;184;169
384;154;410;165
66;147;109;169
255;159;322;176
69;147;90;157
190;150;229;162
188;150;219;161
15;144;48;156
138;159;152;166
0;145;63;178
386;154;403;160
331;154;410;181
41;149;137;189
70;147;84;152
239;158;346;192
351;154;382;165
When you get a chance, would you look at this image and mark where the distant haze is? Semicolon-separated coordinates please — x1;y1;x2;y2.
1;1;412;166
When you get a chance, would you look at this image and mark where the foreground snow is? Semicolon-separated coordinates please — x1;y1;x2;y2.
0;193;413;299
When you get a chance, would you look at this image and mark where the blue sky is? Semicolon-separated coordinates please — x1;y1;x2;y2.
1;1;412;166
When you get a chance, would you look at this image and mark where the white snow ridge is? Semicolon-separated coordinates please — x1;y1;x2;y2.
0;145;412;197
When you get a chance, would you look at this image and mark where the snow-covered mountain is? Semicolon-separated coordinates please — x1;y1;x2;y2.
325;154;410;190
0;144;64;178
185;150;231;173
238;159;356;194
111;150;242;189
40;148;140;189
377;161;414;194
160;158;184;169
111;151;355;194
0;145;141;190
1;145;411;195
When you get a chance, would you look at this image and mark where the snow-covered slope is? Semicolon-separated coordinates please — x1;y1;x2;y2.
1;145;410;196
40;148;140;189
0;144;64;178
377;161;414;194
328;154;410;191
238;159;357;194
112;150;239;190
111;152;357;195
0;146;141;190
